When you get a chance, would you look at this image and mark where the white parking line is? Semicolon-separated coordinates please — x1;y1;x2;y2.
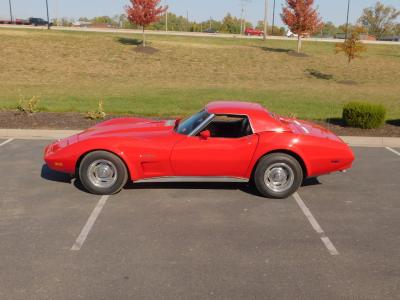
0;138;14;147
386;147;400;156
71;195;109;251
293;193;339;256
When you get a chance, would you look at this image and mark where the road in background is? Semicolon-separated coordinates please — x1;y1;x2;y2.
1;24;400;46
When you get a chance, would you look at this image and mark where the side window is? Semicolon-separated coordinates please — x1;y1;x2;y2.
200;115;253;138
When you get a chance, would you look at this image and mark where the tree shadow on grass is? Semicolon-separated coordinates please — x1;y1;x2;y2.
306;69;334;80
117;37;143;46
258;46;291;53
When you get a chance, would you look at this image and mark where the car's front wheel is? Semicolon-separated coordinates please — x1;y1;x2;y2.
254;153;303;199
78;151;128;195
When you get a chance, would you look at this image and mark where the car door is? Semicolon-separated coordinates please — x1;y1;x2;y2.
171;116;258;178
170;132;259;178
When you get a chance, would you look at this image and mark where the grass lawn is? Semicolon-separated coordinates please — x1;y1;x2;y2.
0;27;399;120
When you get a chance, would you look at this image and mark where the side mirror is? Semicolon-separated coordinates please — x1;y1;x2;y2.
174;118;181;130
199;130;211;139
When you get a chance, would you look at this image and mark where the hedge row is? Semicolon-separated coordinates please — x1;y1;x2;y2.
342;102;386;129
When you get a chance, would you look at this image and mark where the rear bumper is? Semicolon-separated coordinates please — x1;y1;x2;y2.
306;142;355;177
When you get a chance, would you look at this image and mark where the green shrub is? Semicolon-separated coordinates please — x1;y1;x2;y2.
342;102;386;129
17;96;40;114
86;100;107;120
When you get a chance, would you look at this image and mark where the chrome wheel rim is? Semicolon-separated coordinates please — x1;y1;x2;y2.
87;160;118;189
264;163;294;193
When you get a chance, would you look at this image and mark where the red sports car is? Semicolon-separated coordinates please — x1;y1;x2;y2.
44;102;354;199
245;28;264;36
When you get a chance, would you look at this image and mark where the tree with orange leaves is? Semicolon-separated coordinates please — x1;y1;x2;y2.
281;0;323;53
125;0;167;47
335;27;367;65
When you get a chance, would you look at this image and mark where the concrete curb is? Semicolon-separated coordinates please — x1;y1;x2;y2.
0;129;399;148
0;129;80;140
340;136;400;148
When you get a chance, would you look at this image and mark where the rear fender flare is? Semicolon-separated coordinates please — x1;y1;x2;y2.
247;147;310;180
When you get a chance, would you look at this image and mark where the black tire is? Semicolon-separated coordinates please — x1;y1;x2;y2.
254;153;303;199
79;151;128;195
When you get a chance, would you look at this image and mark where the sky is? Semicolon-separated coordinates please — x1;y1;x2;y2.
1;0;399;27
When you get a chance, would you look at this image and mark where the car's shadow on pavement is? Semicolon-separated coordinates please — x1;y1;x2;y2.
41;164;73;184
302;177;321;187
125;181;262;197
124;178;321;197
41;164;321;196
41;165;95;194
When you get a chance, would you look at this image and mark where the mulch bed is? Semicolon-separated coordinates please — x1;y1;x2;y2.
0;111;399;137
312;119;400;137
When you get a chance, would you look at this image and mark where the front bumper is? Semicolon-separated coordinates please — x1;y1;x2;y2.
44;141;76;175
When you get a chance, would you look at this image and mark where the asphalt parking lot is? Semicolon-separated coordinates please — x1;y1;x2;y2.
0;139;399;300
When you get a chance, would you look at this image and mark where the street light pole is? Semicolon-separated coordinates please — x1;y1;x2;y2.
271;0;276;35
263;0;268;40
165;0;168;32
8;0;13;24
165;10;168;32
345;0;351;40
186;10;189;32
45;0;50;29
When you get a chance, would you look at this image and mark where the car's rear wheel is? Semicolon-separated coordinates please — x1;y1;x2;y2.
254;153;303;199
79;151;128;195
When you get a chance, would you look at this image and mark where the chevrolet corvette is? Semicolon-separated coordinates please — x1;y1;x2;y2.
44;101;354;198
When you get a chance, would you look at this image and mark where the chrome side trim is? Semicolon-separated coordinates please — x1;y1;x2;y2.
135;176;249;183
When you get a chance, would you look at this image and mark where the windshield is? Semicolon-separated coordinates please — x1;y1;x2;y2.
176;110;211;135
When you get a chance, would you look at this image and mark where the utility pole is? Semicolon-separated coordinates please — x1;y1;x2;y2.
55;0;59;26
345;0;351;40
271;0;276;35
209;17;212;29
165;10;168;32
8;0;13;24
45;0;50;29
165;0;168;32
263;0;268;40
240;5;244;34
186;10;189;32
240;0;251;35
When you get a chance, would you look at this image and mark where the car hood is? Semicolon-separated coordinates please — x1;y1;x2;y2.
278;117;342;142
77;117;177;140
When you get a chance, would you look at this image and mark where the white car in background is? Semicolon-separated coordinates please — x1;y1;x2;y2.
286;30;310;38
287;30;298;38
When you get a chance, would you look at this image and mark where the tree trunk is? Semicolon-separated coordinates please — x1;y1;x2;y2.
297;35;302;53
142;26;146;47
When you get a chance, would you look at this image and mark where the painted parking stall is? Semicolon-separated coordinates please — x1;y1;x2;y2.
0;140;102;299
297;147;400;299
0;139;400;299
0;138;13;147
73;182;350;299
386;147;400;156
